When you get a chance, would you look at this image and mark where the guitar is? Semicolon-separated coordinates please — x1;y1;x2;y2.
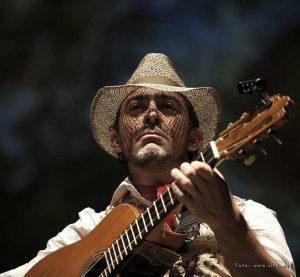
26;93;293;277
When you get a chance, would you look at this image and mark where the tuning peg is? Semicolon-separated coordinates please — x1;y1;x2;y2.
239;150;256;166
244;155;256;166
267;129;282;145
252;139;268;155
283;106;290;113
284;112;290;121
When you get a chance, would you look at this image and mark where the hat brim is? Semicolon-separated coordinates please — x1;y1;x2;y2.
90;83;220;158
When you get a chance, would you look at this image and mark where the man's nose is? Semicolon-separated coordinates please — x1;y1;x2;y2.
144;101;160;126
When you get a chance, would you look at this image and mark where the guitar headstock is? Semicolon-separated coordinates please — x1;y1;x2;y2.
215;94;294;165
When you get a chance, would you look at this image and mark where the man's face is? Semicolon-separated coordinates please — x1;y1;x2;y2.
115;87;193;167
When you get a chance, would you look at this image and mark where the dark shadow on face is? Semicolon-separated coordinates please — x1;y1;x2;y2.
111;88;202;166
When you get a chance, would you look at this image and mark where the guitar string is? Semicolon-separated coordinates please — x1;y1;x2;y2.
84;150;217;277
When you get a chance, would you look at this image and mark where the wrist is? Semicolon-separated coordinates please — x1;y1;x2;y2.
211;204;248;240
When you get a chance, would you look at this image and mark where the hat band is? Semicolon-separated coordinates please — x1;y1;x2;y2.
129;76;182;87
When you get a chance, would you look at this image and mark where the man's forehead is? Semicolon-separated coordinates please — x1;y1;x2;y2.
123;87;183;102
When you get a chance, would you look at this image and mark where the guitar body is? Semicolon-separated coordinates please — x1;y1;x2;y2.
26;204;186;277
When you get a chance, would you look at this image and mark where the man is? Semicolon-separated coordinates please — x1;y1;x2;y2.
2;53;295;276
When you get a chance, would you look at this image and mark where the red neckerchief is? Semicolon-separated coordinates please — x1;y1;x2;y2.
136;184;174;230
156;184;174;230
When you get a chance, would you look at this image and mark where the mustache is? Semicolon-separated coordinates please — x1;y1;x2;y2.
134;123;169;141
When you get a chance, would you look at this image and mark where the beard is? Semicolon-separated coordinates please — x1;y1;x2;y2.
127;143;175;167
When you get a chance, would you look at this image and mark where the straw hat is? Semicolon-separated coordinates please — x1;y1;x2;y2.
90;53;220;158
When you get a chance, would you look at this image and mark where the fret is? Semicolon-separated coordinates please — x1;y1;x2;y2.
141;213;148;232
159;196;167;213
137;216;147;232
147;207;154;226
100;268;108;277
153;201;160;220
111;243;118;264
150;203;158;218
167;186;174;205
157;201;166;222
120;234;128;255
108;247;115;269
125;229;132;250
142;209;152;231
165;193;174;210
118;236;125;252
104;267;109;277
104;251;111;273
200;152;205;162
135;219;143;239
130;224;138;245
200;148;206;161
161;193;171;214
116;238;123;261
162;189;171;203
165;189;176;209
159;196;169;216
132;223;140;238
143;208;152;229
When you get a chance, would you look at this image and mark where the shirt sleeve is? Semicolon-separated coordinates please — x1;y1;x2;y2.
242;200;296;276
0;207;109;277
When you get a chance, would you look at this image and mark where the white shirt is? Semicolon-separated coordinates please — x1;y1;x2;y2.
1;179;296;276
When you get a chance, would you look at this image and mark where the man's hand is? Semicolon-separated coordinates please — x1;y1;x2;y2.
171;161;291;277
171;161;242;231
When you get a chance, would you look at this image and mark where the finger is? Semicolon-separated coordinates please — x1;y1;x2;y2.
171;183;194;208
191;161;215;181
171;167;199;197
179;162;207;189
192;162;229;199
171;183;200;218
190;161;228;199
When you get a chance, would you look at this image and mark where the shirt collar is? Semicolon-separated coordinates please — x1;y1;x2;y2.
110;177;152;207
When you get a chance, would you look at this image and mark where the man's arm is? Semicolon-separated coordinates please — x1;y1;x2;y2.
171;161;294;277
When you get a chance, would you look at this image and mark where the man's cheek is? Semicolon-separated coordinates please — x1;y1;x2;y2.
121;121;138;147
167;117;185;136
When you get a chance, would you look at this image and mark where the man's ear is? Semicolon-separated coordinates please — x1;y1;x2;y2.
110;129;122;154
187;127;203;151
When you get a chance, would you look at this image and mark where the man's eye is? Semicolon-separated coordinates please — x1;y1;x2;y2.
164;102;176;110
131;103;140;109
129;103;142;112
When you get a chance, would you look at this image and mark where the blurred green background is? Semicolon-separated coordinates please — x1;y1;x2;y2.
1;0;299;273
